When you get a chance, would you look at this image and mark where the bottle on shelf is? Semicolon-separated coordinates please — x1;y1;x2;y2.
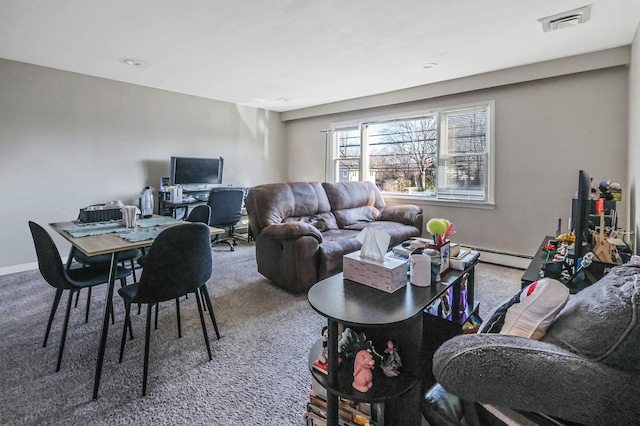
139;186;154;218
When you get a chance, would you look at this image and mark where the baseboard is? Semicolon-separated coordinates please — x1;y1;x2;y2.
0;262;39;277
0;257;68;277
472;248;531;270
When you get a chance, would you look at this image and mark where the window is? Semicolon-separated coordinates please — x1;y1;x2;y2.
331;102;493;203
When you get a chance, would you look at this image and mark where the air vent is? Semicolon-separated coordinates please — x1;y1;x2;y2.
538;5;591;32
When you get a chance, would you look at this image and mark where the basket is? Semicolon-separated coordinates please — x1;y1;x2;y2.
78;207;123;223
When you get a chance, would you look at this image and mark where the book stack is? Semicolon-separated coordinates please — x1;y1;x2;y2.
306;378;380;426
450;248;480;271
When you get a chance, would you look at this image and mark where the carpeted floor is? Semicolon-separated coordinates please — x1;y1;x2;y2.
0;242;523;425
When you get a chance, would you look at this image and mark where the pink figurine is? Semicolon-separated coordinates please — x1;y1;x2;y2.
352;349;375;392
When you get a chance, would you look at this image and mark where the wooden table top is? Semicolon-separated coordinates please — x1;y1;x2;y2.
49;216;224;256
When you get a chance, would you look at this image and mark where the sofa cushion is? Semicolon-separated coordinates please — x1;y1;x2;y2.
322;181;386;210
283;212;339;232
333;206;380;228
479;278;569;339
543;263;640;372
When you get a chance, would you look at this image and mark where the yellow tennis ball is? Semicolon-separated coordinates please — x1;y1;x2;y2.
427;218;447;236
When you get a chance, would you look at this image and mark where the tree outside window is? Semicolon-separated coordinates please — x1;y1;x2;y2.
332;104;491;203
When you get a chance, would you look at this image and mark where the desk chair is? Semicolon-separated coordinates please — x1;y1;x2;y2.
117;222;220;396
28;221;132;372
207;187;244;251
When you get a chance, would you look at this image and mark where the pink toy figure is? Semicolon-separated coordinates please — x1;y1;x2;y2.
352;349;375;392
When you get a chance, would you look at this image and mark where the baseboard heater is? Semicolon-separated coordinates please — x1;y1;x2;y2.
466;246;532;270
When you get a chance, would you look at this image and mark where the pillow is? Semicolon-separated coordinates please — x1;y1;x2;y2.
478;278;569;340
543;263;640;371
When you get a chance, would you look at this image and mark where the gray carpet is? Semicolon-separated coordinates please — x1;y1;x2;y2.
0;242;522;425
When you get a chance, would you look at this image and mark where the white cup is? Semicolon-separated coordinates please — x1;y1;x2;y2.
121;206;138;228
410;253;432;287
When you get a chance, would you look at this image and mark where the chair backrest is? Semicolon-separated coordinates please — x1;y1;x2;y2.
207;187;244;227
28;221;73;290
136;222;213;303
187;204;211;224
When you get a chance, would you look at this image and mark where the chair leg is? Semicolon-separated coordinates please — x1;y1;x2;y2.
119;302;132;363
194;290;212;361
154;303;159;329
56;290;74;372
199;285;221;340
175;298;182;338
74;289;81;308
85;286;92;323
142;304;153;396
44;288;63;347
129;259;137;282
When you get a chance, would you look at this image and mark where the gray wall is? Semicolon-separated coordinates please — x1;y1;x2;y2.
0;58;287;271
285;65;629;259
630;25;640;252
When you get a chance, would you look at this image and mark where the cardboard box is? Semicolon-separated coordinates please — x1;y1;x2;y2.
343;251;408;293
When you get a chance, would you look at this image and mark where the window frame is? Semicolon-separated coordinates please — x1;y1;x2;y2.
329;101;495;208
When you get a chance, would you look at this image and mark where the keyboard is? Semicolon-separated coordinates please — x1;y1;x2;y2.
196;194;209;201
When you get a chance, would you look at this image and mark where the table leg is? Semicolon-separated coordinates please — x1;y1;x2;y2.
92;251;118;400
326;320;338;426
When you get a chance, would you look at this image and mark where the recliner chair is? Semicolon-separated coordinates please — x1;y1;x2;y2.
207;187;244;251
430;261;640;426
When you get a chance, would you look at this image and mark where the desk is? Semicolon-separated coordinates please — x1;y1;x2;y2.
49;216;224;399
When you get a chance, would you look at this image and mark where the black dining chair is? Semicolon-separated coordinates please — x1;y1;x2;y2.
138;204;212;330
28;221;132;372
187;204;211;224
118;222;220;396
207;187;244;251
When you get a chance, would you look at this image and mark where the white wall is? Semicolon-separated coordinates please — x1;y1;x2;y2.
285;65;629;259
0;59;287;271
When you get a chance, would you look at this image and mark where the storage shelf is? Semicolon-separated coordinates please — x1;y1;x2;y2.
308;339;416;404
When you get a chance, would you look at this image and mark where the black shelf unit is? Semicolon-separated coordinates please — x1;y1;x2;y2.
307;259;478;426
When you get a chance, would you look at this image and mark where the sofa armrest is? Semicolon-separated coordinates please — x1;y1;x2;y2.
260;222;323;243
380;205;423;227
433;333;639;425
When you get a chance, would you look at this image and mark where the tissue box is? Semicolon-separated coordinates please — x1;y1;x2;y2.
343;251;407;293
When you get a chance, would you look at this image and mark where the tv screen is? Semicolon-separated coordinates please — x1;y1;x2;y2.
571;170;592;265
170;156;224;190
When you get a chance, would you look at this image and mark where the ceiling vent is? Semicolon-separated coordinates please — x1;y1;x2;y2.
538;5;592;32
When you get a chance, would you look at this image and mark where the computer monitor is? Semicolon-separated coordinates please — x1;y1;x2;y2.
170;156;224;191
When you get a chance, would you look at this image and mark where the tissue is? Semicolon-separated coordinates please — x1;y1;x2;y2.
356;228;390;262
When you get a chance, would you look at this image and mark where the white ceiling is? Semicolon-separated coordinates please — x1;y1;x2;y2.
1;1;639;112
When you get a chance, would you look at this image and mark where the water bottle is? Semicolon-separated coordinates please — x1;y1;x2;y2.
140;186;154;218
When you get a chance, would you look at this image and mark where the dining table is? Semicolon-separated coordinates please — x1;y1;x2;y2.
49;215;224;399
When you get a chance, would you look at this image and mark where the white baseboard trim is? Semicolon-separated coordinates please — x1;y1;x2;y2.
0;262;39;276
472;248;531;270
0;257;69;277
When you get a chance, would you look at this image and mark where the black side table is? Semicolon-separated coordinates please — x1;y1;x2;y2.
308;263;477;426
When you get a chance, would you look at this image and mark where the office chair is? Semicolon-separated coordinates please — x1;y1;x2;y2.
118;222;220;396
28;221;131;372
207;187;244;251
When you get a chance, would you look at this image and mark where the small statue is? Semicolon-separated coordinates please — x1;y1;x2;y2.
381;340;402;377
352;349;375;392
312;326;329;374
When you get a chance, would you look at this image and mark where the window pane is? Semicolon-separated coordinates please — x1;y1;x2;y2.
336;159;360;182
367;117;438;195
438;107;488;201
334;128;361;182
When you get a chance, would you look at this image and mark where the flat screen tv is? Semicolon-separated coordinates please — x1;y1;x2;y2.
570;170;592;265
170;156;224;191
